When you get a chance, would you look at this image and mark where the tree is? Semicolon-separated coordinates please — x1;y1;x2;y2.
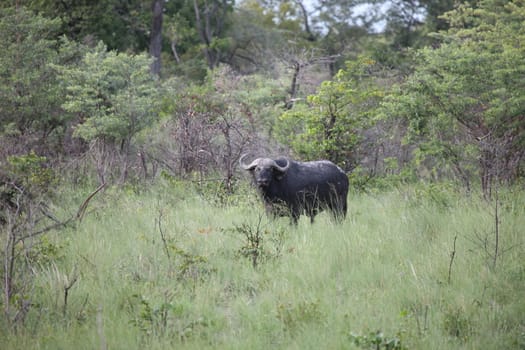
277;56;384;170
58;43;160;183
221;0;287;73
191;0;234;69
352;0;457;71
382;0;525;193
0;6;71;155
25;0;150;52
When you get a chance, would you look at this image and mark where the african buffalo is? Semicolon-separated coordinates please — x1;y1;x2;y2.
240;155;349;224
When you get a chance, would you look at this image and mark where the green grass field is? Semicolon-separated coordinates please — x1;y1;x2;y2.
2;181;524;349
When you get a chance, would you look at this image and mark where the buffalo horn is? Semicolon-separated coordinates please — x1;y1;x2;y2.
239;154;259;170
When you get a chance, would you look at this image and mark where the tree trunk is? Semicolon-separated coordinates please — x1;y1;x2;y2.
286;61;301;109
149;0;164;76
294;0;315;41
193;0;214;69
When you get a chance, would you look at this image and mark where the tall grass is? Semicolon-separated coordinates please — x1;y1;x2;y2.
2;181;524;349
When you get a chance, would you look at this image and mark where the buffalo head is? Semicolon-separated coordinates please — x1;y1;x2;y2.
239;155;290;189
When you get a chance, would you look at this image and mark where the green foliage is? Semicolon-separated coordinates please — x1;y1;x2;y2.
0;152;65;330
382;0;525;187
349;330;406;350
59;42;159;145
152;210;214;283
226;217;286;268
128;293;188;339
4;152;56;195
169;243;212;282
27;236;66;267
276;299;323;334
127;291;216;344
1;152;57;228
277;56;384;168
0;6;71;144
26;0;151;52
347;165;415;194
442;306;473;342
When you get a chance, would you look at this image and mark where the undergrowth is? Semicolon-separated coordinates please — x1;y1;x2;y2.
1;181;524;349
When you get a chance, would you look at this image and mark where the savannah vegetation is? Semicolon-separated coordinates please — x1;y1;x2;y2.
1;0;524;349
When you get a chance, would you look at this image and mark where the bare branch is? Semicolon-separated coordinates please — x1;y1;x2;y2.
77;183;106;222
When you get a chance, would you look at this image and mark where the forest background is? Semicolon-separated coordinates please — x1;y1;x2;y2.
0;0;524;348
1;0;524;190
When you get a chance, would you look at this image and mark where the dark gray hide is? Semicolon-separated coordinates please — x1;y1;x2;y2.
240;155;349;224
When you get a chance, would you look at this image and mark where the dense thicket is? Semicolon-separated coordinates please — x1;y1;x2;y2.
1;0;522;188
